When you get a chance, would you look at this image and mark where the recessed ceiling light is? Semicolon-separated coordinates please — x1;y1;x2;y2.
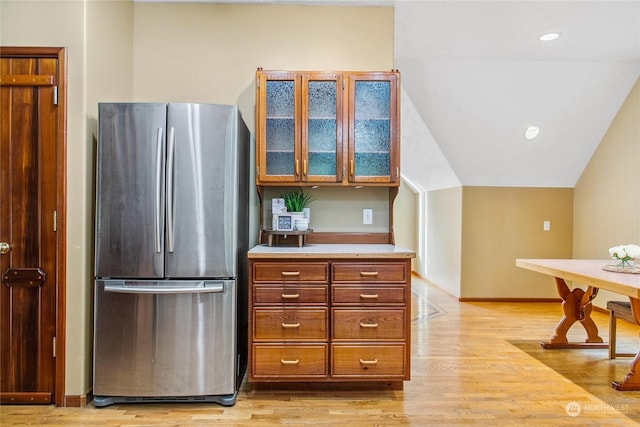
539;32;560;42
525;126;540;140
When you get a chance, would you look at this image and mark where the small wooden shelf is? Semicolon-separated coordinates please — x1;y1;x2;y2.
262;229;313;247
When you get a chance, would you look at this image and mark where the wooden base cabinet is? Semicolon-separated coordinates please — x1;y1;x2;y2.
248;257;411;386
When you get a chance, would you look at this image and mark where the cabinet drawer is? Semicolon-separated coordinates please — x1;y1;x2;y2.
254;308;328;341
254;262;329;284
254;286;328;305
332;285;405;305
253;344;328;378
332;309;405;340
332;263;406;284
331;344;406;377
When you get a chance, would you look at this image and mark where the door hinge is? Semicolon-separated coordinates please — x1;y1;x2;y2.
53;337;56;358
53;86;58;105
53;210;57;232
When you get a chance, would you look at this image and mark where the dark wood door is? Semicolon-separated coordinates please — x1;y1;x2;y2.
0;53;60;404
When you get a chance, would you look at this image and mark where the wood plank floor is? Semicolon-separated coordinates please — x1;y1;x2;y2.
2;276;640;426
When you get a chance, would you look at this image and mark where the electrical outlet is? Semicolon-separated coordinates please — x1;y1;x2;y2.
363;208;373;225
543;221;551;231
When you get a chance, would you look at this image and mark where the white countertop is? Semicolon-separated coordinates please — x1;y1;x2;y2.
248;244;416;259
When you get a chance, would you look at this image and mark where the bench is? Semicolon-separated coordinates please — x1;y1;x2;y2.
607;300;639;359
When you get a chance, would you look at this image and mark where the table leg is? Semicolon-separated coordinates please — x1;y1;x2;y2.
540;277;607;349
612;297;640;391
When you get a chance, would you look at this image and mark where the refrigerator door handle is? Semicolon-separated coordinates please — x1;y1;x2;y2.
154;127;164;254
104;281;225;294
166;127;176;253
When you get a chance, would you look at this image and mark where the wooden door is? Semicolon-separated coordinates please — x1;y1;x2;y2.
255;70;301;184
346;71;400;185
0;48;65;405
301;72;344;183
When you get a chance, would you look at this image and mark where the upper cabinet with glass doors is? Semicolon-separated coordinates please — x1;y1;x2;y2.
347;72;399;184
255;70;344;184
255;69;400;186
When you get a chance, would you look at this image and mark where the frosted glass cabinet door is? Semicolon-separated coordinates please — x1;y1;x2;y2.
302;73;343;182
256;70;400;186
348;72;400;184
256;72;300;182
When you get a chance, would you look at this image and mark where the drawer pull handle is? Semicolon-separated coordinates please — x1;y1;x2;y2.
359;293;379;299
281;322;300;328
281;359;300;365
359;322;379;328
359;358;378;365
360;271;379;277
281;293;300;299
281;271;300;277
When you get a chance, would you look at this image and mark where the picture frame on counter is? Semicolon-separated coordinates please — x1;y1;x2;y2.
272;198;285;214
275;214;294;231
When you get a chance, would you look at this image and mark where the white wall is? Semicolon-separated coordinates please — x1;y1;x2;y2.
394;181;419;271
426;186;462;297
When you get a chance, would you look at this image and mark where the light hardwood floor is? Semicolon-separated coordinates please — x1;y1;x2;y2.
2;276;640;426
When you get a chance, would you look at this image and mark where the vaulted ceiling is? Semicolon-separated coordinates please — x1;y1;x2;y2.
394;1;640;189
155;0;640;190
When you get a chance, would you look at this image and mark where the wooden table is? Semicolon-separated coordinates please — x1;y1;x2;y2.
516;258;640;391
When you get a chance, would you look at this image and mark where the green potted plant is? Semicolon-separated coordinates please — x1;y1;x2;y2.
281;188;314;214
280;189;314;230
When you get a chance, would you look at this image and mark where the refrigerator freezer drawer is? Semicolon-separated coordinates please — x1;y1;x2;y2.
93;279;237;397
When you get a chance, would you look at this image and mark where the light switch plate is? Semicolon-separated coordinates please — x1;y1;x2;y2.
363;208;373;225
543;220;551;231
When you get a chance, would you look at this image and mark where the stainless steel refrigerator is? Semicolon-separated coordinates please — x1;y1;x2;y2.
93;103;249;407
